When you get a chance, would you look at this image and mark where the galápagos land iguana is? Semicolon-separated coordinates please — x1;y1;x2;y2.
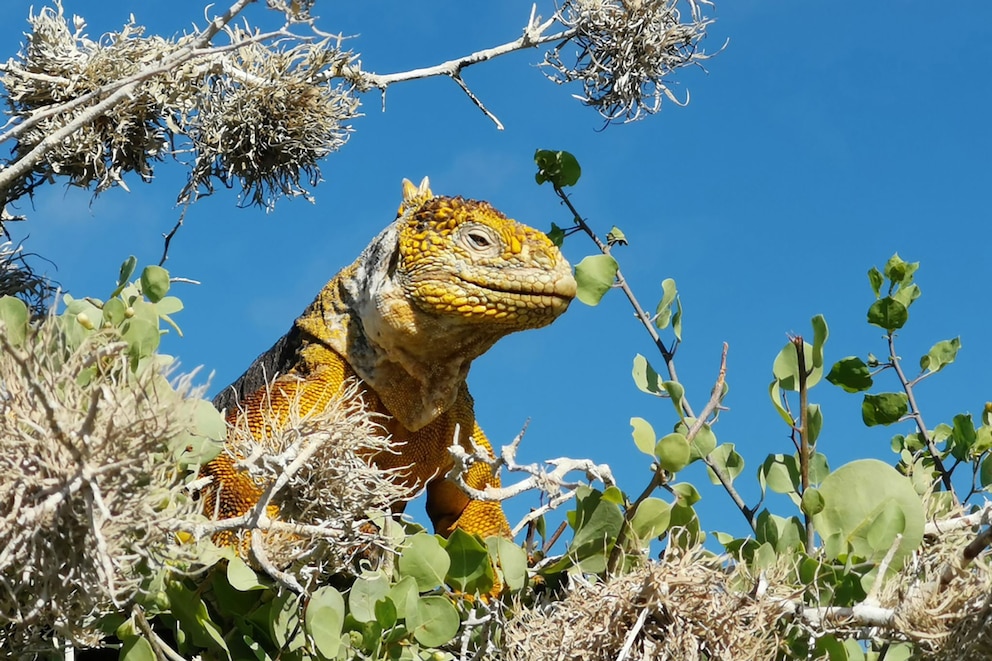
203;177;576;543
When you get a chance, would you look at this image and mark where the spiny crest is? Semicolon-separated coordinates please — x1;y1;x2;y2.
398;176;432;217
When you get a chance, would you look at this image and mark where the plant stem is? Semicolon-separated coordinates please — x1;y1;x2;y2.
553;185;756;533
887;333;956;500
792;336;814;553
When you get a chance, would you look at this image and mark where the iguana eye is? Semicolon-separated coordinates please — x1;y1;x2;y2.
458;225;500;255
467;231;492;248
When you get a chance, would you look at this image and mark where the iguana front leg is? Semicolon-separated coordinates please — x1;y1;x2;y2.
426;420;511;539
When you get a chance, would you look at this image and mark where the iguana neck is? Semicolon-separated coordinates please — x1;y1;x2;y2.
293;226;501;432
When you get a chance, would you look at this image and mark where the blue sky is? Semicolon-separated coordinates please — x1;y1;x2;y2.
3;1;991;542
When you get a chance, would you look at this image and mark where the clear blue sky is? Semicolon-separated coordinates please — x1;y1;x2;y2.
3;1;991;541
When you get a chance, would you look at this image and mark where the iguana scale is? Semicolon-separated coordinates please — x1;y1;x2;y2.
203;178;576;540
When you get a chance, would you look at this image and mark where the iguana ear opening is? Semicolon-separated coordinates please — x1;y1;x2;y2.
398;177;432;216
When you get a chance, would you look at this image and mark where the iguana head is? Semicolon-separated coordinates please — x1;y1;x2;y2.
394;178;575;329
305;177;576;430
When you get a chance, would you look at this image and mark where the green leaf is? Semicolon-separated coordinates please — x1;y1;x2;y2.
950;413;977;460
606;226;628;246
672;297;683;341
574;254;618;306
0;296;29;347
867;266;883;298
807;404;823;445
164;579;231;653
140;265;170;303
398;533;450;593
349;574;390;623
566;486;623;570
305;586;345;658
534;149;581;187
677;418;716;462
811;459;925;570
122;316;161;362
866;297;908;332
118;255;138;287
884;254;919;288
980;455;992;489
629;497;672;542
654;278;678;330
801;487;825;516
120;634;156;661
755;510;804;553
662;380;686;416
602;485;625;505
920;337;961;374
227;557;268;591
386;576;419;621
655;433;691;473
769;381;794;426
632;353;663;396
758;454;801;495
772;339;821;390
102;297;127;327
486;536;528;592
408;595;459;648
547;222;565;248
672;482;701;507
811;314;828;370
809;452;830;484
374;597;398;629
861;393;909;426
630;417;657;457
706;443;744;485
826;356;874;393
893;283;921;309
442;528;493;594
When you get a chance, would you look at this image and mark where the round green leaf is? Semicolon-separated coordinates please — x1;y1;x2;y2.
305;586;345;658
758;454;800;495
632;354;663;396
398;533;449;593
811;459;924;570
672;482;701;507
119;634;156;661
408;595;459;648
921;337;961;374
655;433;690;473
0;295;29;347
801;487;825;516
826;356;874;393
574;254;618;306
867;297;908;331
486;536;528;592
227;556;267;591
442;528;493;594
629;497;672;542
630;417;656;457
140;265;170;303
705;443;744;485
980;454;992;489
534;149;582;187
772;340;821;390
349;574;390;623
861;392;909;426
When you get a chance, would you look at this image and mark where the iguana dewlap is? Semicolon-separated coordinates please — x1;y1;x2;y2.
205;178;576;539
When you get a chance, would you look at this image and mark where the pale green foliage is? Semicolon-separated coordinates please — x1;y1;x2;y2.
0;261;224;652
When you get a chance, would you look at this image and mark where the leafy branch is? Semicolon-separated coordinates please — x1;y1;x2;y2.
535;149;754;539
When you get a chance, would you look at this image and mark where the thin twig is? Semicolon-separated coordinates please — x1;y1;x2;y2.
792;335;813;553
887;333;956;499
450;73;504;130
0;0;259;199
